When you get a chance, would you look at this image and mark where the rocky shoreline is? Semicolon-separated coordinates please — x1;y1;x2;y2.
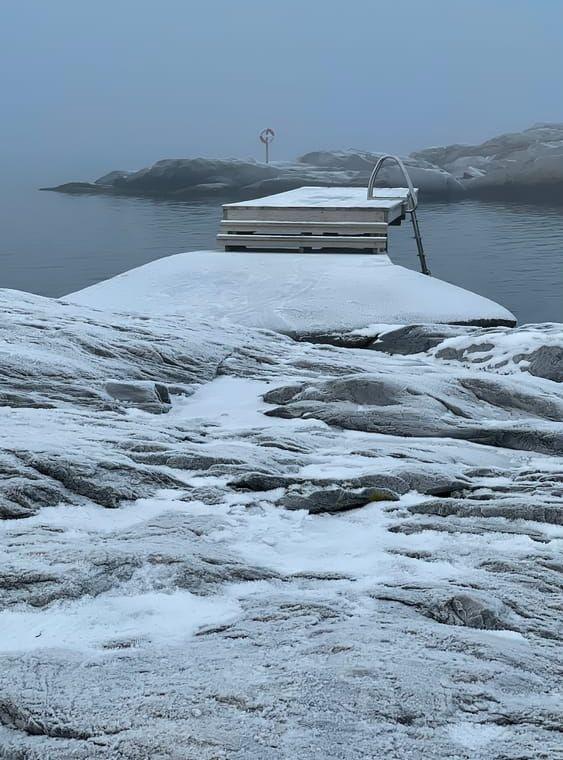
0;286;562;758
42;123;563;203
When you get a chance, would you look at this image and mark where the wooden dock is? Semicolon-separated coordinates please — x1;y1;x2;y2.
218;186;417;253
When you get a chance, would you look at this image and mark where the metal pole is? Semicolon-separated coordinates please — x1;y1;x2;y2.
265;141;269;164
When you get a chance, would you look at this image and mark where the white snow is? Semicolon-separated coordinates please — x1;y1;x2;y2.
432;322;562;372
1;287;560;757
0;591;240;652
448;722;509;749
224;185;413;208
67;250;515;331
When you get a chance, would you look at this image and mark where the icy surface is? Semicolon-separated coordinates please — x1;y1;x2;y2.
0;288;561;758
68;251;516;332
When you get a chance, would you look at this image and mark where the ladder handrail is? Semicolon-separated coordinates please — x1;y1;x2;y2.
367;154;418;212
367;154;431;276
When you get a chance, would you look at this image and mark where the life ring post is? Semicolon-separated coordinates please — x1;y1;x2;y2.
259;127;275;163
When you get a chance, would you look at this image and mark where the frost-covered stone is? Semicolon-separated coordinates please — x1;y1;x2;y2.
413;122;563;198
527;345;563;382
104;379;171;413
297;149;464;197
0;287;562;758
42;152;462;201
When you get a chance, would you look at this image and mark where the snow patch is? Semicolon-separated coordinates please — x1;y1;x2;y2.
0;591;240;653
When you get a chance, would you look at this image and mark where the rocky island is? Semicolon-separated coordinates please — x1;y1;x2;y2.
42;123;563;202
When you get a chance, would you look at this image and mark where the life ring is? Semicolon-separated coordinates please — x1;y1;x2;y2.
259;128;275;144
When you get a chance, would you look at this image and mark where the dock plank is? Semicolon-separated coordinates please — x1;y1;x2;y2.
217;233;388;251
220;220;389;235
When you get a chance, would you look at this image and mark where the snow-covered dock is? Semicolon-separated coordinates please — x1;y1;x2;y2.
218;186;413;252
70;181;515;329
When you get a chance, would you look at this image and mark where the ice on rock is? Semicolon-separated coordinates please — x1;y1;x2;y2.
0;286;561;759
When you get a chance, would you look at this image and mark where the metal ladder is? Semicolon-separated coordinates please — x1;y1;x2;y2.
367;154;431;276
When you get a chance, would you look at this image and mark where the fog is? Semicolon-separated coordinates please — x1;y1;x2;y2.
1;0;562;183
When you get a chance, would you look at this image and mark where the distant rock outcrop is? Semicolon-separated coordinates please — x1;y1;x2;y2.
297;149;463;197
412;122;563;198
42;154;462;201
42;124;563;202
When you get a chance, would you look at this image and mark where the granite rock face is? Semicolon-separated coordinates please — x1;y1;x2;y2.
412;122;563;198
0;290;561;758
297;149;464;197
42;153;462;201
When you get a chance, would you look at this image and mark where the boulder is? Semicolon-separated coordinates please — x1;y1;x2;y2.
425;594;511;630
104;380;171;413
526;345;563;383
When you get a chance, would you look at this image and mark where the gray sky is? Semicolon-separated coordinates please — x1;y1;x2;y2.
2;0;562;183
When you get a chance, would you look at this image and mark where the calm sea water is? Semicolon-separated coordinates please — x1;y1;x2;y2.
1;186;562;324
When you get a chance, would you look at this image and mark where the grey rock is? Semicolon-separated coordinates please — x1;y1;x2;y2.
262;384;306;405
459;376;562;420
132;450;245;471
408;497;563;526
43;123;563;203
413;122;563;199
263;369;563;453
39;181;105;194
526;345;563;382
43;150;461;201
425;594;511;630
17;453;185;509
229;472;294;491
94;170;132;186
297;149;464;198
369;324;475;355
0;290;562;759
279;485;398;514
105;380;171;413
113;157;278;195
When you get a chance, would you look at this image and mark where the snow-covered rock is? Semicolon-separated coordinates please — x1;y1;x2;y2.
0;286;562;758
42;124;563;202
67;250;516;331
42;153;462;200
298;149;464;197
412;123;563;198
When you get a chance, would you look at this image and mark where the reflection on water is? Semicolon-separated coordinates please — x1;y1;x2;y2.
0;188;561;324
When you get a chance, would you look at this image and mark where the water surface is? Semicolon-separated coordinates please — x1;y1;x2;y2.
1;187;561;323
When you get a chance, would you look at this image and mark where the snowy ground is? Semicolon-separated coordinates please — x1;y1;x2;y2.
0;289;561;759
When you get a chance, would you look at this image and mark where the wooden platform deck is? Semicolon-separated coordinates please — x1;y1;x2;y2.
218;186;417;253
